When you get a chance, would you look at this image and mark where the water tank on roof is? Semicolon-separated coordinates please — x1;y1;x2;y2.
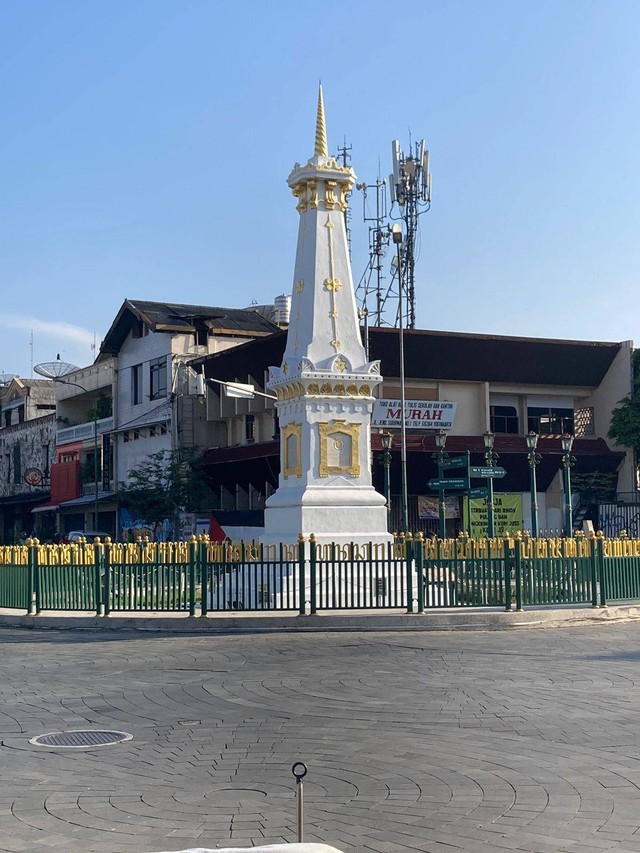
273;294;291;327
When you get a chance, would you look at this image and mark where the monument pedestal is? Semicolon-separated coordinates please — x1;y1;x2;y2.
263;482;391;546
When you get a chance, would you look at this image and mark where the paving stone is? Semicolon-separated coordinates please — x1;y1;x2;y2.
2;625;640;851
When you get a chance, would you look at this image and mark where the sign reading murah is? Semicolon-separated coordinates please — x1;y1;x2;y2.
372;400;457;430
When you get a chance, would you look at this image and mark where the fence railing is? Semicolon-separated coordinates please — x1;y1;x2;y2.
0;533;639;616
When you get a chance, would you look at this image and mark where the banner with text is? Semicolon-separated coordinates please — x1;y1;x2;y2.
463;493;524;538
418;495;460;520
372;400;457;430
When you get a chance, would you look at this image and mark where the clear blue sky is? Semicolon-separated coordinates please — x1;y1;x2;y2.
1;0;639;377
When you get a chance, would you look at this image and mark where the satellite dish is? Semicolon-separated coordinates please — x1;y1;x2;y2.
33;361;80;379
0;373;18;385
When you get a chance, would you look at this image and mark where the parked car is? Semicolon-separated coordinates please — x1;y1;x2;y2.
67;531;112;543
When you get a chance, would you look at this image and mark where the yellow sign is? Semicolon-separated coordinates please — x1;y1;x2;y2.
463;493;523;538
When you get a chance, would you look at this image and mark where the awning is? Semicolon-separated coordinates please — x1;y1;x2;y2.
0;492;49;506
58;492;116;509
110;402;171;434
31;503;59;514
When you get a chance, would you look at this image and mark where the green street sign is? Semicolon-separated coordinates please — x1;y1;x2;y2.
468;486;489;499
428;477;469;490
469;466;507;479
441;455;467;469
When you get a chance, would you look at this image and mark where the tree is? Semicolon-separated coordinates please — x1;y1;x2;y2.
608;349;640;484
118;449;212;536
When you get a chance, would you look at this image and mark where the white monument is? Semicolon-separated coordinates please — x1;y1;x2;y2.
263;87;391;546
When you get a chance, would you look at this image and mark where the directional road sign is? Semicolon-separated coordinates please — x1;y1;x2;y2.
428;477;469;491
469;466;507;479
441;455;467;470
468;486;490;499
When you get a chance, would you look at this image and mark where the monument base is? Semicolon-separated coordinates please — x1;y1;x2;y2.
262;484;392;546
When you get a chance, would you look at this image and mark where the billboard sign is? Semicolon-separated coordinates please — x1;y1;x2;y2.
418;495;460;520
372;400;457;430
463;493;524;538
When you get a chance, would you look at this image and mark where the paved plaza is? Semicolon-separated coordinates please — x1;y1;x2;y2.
2;625;640;852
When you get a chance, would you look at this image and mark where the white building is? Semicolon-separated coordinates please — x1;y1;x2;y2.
50;300;280;536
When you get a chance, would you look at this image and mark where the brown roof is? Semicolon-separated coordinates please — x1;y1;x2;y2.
193;327;623;388
101;300;281;355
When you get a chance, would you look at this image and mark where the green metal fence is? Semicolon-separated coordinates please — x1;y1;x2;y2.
0;566;30;610
39;563;96;611
603;537;640;602
0;533;639;616
202;541;301;614
311;539;408;611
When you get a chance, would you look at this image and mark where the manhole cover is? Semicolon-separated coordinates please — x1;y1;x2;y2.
29;730;133;748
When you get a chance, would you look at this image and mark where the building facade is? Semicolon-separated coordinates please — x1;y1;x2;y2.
0;378;56;542
196;327;634;538
48;300;281;537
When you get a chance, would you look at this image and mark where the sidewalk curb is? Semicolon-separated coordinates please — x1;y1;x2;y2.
0;604;639;634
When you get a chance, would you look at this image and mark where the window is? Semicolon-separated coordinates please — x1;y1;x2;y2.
43;443;50;479
17;406;24;423
12;445;21;484
245;414;255;443
490;405;518;435
132;429;140;441
159;423;168;436
574;406;595;437
527;407;574;435
149;425;157;437
123;431;130;443
132;319;148;339
4;411;10;427
196;327;208;347
150;357;167;400
131;364;143;405
5;453;10;484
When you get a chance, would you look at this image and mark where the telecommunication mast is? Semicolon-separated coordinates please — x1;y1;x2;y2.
354;137;431;330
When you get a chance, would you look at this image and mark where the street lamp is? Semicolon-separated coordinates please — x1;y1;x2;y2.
483;431;498;538
391;223;409;532
433;429;448;539
379;430;393;531
561;433;576;538
526;432;541;537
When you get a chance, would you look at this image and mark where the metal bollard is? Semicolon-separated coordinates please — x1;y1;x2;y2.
291;761;308;842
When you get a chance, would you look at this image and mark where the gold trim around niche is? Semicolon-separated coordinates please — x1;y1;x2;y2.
318;420;361;478
282;423;302;479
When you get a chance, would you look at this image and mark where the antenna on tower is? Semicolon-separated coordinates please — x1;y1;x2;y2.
354;137;431;332
336;137;353;257
355;174;389;328
389;137;431;329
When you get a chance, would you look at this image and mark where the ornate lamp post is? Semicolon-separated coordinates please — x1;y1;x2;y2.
380;430;393;531
526;432;541;537
483;431;498;538
561;433;576;538
433;429;448;539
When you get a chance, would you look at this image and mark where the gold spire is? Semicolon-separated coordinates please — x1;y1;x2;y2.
314;83;328;157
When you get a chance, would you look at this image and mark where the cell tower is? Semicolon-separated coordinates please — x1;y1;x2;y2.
389;139;431;329
355;176;390;327
354;138;431;330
